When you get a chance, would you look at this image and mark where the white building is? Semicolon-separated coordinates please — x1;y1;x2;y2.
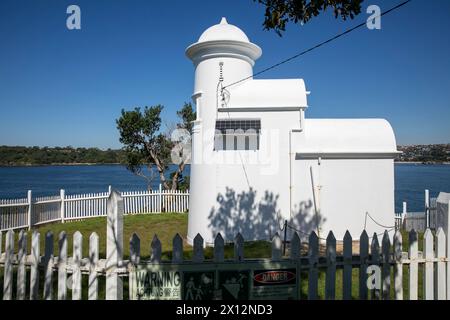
186;18;400;245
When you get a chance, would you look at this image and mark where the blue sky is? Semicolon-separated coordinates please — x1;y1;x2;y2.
0;0;449;149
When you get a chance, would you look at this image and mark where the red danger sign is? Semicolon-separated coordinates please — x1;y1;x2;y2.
253;269;296;286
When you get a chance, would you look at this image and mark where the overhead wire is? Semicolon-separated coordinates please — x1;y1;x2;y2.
222;0;412;90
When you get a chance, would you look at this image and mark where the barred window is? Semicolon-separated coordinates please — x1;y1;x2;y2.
214;119;260;151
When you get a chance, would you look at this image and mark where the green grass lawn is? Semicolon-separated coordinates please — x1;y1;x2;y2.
31;213;191;260
22;213;271;260
0;215;425;300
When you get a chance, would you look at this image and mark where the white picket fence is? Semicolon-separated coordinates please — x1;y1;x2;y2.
0;185;189;232
0;191;450;300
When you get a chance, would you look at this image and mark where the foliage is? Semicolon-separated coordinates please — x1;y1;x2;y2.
177;102;196;132
0;146;125;166
116;102;195;190
171;171;190;191
254;0;364;35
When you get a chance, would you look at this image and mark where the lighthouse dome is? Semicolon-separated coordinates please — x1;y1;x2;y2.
198;17;250;43
186;17;262;63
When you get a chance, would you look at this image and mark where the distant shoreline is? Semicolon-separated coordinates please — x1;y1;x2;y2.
394;161;450;165
0;162;186;168
1;161;449;168
0;163;123;168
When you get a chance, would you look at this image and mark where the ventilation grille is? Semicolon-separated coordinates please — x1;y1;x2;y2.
215;119;261;134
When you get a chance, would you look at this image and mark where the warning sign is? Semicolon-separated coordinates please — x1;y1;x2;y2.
130;261;299;300
252;268;297;300
218;270;250;300
131;270;181;300
253;269;296;286
183;271;215;300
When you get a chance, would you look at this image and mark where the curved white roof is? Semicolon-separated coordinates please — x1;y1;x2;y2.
186;17;262;64
198;17;250;43
225;79;308;109
296;119;398;154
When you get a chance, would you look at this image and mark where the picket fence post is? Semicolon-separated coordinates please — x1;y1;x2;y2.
423;228;434;300
89;232;99;300
151;235;161;263
325;231;336;300
60;189;65;223
58;231;68;300
381;231;391;300
290;232;301;260
435;228;446;300
3;230;14;300
343;231;352;300
106;190;124;300
158;184;162;213
393;230;403;300
308;232;319;300
128;233;140;300
43;231;54;300
359;230;369;300
17;230;27;300
172;233;183;263
72;231;82;300
290;232;301;299
27;189;32;230
214;233;224;263
370;234;380;300
193;234;204;262
234;233;244;262
30;231;40;300
130;233;140;265
408;230;418;300
271;233;282;261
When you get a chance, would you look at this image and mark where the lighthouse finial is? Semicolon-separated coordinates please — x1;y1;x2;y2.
220;17;228;25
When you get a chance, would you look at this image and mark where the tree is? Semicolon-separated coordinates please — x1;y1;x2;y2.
116;102;195;190
254;0;364;35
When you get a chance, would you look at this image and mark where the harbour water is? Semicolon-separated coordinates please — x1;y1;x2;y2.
0;163;448;213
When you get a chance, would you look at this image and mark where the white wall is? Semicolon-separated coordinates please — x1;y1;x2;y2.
204;110;301;243
291;158;395;240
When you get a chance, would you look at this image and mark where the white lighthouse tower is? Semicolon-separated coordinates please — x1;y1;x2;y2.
185;18;262;245
185;18;399;246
